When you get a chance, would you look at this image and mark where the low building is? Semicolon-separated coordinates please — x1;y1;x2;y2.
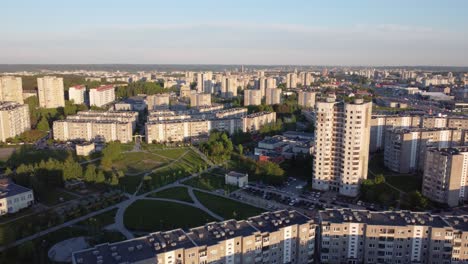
255;134;313;160
0;178;34;215
423;147;468;207
114;96;147;111
242;111;276;132
225;171;248;187
76;142;95;156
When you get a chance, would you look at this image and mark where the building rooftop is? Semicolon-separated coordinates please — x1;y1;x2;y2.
0;101;27;111
226;171;247;179
248;210;313;233
320;209;448;228
187;219;257;247
70;85;86;90
72;229;195;264
444;216;468;232
93;85;115;92
0;179;32;199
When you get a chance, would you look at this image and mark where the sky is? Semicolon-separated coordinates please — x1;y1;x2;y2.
1;0;468;66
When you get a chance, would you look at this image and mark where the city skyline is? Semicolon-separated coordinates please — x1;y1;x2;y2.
2;0;468;66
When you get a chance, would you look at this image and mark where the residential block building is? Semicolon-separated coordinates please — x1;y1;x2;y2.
72;210;317;264
221;77;238;98
384;128;463;173
423;147;468;207
0;76;24;104
146;94;170;109
0;101;31;142
298;91;316;108
244;89;262;106
68;85;86;104
265;88;281;105
190;93;211;107
37;76;65;108
286;73;298;88
312;98;372;197
89;85;115;107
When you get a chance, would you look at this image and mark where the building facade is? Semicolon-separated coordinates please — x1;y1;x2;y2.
384;128;463;173
68;85;86;104
265;88;281;105
0;179;34;215
89;85;116;107
312;99;372;197
190;93;211;107
244;89;262;106
37;76;65;108
0;76;24;104
423;147;468;207
0;102;31;142
146;94;170;109
298;91;316;108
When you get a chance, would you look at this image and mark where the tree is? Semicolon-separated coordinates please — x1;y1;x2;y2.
238;144;244;156
407;191;428;209
374;174;385;184
96;171;106;183
63;157;83;180
255;160;285;185
36;117;50;131
84;165;97;182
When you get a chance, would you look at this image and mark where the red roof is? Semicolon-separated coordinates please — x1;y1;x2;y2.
95;85;114;91
71;85;85;90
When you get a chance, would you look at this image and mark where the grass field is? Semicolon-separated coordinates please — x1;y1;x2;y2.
119;175;143;194
123;200;215;232
194;191;265;220
184;172;238;193
113;152;169;174
147;187;193;203
76;208;118;228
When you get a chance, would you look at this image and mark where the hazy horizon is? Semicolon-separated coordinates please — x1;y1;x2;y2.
2;0;468;66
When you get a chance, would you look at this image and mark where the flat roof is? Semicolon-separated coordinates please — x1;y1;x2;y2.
0;180;32;199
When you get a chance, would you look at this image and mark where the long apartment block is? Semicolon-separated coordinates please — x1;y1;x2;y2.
423;147;468;207
383;127;464;173
52;111;137;143
370;115;468;152
0;101;30;142
72;209;468;264
146;111;275;143
72;210;317;264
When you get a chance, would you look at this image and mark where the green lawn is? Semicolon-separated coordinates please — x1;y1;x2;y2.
147;187;193;203
149;148;187;159
121;143;135;152
124;200;215;232
194;191;265;220
386;175;422;193
113;152;169;174
39;189;79;206
76;208;118;228
184;172;237;193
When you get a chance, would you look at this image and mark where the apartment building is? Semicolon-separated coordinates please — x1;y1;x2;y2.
266;77;277;89
0;76;24;104
384;128;463;173
312;98;372;197
221;77;238;98
298;72;314;86
190;93;211;107
244;89;262;106
69;110;138;130
89;85;115;107
298;91;316;108
37;76;65;108
146;111;274;143
53;119;133;143
196;72;213;93
0;179;34;216
146;94;170;110
0;102;31;142
68;85;86;104
242;111;277;132
423;147;468;207
319;209;465;264
370;115;422;152
286;73;298;88
265;88;281;105
72;210;317;264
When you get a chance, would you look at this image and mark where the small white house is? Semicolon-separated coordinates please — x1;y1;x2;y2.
0;179;34;215
225;171;248;188
76;142;95;156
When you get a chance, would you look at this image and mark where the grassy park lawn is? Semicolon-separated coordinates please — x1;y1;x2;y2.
77;208;118;228
113;152;169;174
386;175;422;193
194;191;264;220
124;200;215;232
184;172;237;193
147;187;193;203
119;175;143;194
120;143;135;152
